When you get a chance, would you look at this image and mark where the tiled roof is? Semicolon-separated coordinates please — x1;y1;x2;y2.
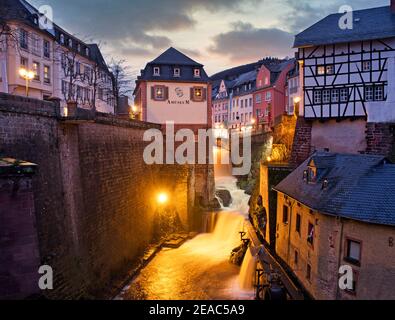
274;152;395;227
137;47;209;82
149;47;202;66
294;6;395;47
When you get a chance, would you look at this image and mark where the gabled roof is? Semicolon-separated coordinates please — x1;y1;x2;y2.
137;47;209;83
149;47;202;66
274;152;395;227
294;6;395;48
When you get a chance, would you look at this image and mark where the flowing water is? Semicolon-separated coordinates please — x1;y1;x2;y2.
117;147;255;300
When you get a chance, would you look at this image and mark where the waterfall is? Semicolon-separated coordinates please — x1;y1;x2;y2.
239;247;258;290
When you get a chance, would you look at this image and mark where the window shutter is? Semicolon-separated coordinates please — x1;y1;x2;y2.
190;88;194;102
202;88;207;101
164;87;169;100
151;86;155;100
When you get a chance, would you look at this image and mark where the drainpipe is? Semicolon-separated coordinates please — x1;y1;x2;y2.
335;217;344;300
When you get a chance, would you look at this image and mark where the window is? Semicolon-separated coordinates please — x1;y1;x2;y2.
174;68;180;77
265;91;272;101
194;68;201;78
77;43;81;53
255;94;262;104
32;62;40;81
153;67;160;76
68;38;73;48
98;88;104;100
296;214;301;234
345;239;361;265
362;61;371;72
307;222;314;246
340;88;349;102
43;40;50;58
20;56;28;68
365;86;374;102
314;90;322;104
331;89;339;103
191;87;205;101
20;29;28;49
326;65;335;75
283;205;289;224
322;89;330;103
60;34;65;45
241;100;244;108
306;264;312;281
31;34;40;55
374;85;384;101
317;66;325;75
249;98;253;107
44;65;50;84
294;251;299;266
152;85;167;101
76;62;81;75
86;47;90;56
61;80;67;95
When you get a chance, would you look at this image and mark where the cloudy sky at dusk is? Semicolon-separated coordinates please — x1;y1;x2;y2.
29;0;388;79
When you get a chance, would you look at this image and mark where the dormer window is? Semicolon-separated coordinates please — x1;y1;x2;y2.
77;44;81;53
68;39;73;48
60;34;65;45
174;68;180;77
308;166;317;183
85;47;90;57
153;67;160;76
194;68;201;78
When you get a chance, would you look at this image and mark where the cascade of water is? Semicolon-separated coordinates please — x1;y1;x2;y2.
239;247;258;290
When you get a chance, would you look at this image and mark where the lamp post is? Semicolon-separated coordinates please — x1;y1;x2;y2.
19;68;35;97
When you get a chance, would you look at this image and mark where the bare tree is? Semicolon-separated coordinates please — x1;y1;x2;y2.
86;60;106;112
108;59;133;107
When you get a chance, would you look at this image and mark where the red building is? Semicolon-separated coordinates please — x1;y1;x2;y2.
253;60;294;131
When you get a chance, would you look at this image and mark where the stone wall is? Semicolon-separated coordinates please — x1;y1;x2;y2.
290;117;313;167
0;93;210;299
366;123;395;161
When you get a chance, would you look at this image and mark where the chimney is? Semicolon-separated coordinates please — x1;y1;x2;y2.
391;0;395;13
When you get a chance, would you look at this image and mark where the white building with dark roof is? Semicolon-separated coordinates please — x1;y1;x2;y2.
0;0;115;114
134;47;211;128
292;1;395;157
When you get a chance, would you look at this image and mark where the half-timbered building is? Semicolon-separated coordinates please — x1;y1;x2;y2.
295;3;395;122
293;2;395;155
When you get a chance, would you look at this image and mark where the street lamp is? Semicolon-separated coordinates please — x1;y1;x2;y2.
157;192;169;205
19;68;35;97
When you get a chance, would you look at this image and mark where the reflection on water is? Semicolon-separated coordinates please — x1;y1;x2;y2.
117;147;254;300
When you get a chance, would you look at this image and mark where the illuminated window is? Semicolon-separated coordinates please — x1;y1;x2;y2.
44;65;50;84
192;87;204;101
317;66;325;75
153;85;167;100
32;62;40;81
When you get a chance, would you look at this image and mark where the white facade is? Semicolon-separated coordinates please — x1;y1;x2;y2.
147;81;208;125
299;38;395;122
0;22;114;114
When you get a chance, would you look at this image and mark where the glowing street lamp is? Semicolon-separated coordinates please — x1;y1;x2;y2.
157;192;169;205
19;68;35;97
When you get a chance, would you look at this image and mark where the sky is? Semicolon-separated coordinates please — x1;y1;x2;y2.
29;0;388;79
